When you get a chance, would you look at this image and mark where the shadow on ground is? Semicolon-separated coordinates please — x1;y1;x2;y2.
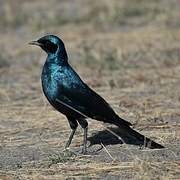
88;127;145;147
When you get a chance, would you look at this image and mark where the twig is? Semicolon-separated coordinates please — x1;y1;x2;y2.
101;142;115;161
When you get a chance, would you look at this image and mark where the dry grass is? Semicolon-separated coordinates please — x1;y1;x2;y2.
0;0;180;179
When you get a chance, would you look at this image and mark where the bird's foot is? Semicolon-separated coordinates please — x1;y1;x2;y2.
63;148;78;156
81;146;87;155
63;144;102;155
81;144;103;155
63;147;69;152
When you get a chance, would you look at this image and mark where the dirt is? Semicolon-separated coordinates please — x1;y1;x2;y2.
0;0;180;179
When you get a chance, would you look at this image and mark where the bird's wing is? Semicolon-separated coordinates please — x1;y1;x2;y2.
56;79;131;126
54;66;131;126
62;83;115;120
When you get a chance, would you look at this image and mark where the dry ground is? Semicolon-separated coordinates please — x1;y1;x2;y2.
0;0;180;179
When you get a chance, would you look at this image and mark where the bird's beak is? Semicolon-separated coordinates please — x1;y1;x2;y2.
28;41;42;46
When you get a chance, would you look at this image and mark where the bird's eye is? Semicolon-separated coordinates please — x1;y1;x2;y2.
45;40;58;53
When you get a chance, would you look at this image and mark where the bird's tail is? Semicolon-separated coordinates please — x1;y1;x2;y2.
112;117;164;149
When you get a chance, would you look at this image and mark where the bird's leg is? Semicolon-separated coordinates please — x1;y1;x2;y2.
77;119;88;154
65;128;76;149
83;126;88;154
65;117;78;150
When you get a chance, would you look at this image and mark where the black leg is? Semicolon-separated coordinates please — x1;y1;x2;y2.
82;126;88;154
65;116;78;150
65;128;76;149
77;119;88;154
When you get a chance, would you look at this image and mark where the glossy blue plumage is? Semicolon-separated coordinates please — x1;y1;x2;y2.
40;35;131;126
30;35;164;151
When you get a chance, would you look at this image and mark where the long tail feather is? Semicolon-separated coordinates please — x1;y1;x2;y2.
112;118;164;149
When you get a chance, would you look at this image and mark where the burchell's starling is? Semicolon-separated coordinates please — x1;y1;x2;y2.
29;35;164;153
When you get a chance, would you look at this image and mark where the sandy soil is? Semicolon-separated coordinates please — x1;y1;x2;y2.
0;0;180;179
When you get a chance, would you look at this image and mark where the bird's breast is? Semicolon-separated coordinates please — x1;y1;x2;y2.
41;65;62;102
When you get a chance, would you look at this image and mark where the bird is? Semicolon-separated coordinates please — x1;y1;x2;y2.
29;35;164;154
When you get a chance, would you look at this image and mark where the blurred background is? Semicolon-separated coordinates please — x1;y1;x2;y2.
1;0;180;102
0;0;180;179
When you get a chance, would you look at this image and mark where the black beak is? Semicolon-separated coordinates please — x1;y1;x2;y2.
29;41;42;46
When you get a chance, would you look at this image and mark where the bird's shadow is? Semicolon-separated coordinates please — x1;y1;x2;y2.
88;126;142;147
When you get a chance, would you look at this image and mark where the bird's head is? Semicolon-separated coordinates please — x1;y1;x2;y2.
29;35;66;56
